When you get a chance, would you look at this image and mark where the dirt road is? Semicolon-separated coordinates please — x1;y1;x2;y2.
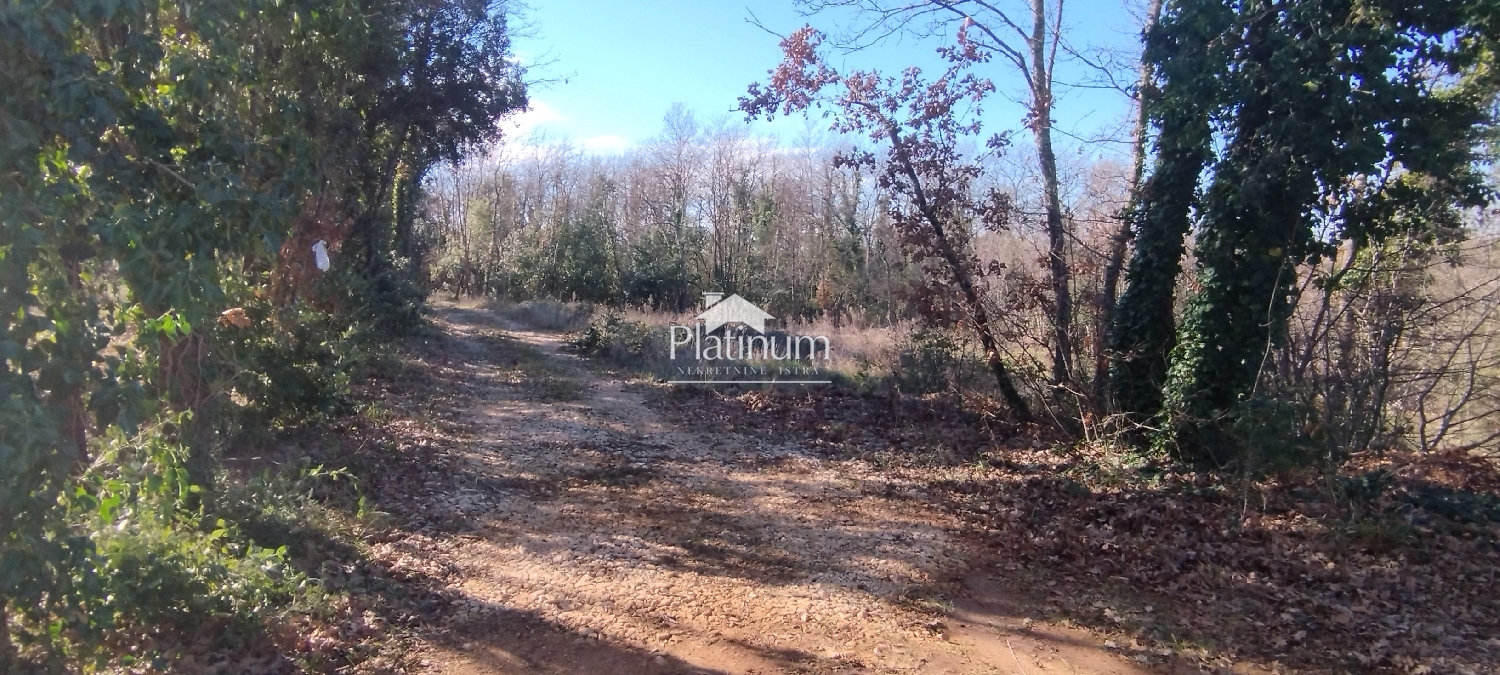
405;305;1157;675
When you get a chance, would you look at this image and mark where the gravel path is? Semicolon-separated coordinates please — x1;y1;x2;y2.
410;305;1152;675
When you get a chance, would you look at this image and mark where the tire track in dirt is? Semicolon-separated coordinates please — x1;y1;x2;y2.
412;304;1158;675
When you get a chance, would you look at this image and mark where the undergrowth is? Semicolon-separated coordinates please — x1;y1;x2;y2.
2;416;359;672
4;327;412;673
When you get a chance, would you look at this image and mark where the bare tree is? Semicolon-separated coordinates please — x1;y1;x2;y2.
1267;231;1500;457
741;25;1035;420
795;0;1077;392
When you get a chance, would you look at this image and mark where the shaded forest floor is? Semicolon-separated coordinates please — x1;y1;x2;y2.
259;301;1500;675
395;304;1153;675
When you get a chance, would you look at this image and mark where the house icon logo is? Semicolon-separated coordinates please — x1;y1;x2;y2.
695;292;774;334
666;292;830;385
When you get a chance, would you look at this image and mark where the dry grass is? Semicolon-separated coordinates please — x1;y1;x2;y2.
484;298;596;332
607;306;911;382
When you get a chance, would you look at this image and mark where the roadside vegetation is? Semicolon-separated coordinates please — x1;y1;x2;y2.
3;0;525;670
7;0;1500;673
423;1;1500;671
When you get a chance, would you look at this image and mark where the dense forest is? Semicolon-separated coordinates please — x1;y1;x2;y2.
5;0;1500;672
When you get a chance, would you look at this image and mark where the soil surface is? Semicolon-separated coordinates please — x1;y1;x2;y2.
400;304;1161;675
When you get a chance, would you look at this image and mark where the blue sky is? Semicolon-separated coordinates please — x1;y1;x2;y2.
507;0;1148;157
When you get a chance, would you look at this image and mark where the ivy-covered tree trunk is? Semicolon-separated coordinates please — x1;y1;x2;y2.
1154;5;1318;460
1116;0;1497;461
1109;0;1227;426
1094;0;1164;411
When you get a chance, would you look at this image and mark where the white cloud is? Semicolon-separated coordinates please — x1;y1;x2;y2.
507;99;566;137
493;101;636;157
580;134;633;154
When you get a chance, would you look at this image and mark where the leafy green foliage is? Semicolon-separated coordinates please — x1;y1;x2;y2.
508;178;626;304
1110;0;1499;463
567;312;663;367
0;418;329;668
1109;0;1232;424
70;423;309;638
216;304;357;425
1;0;524;664
892;328;971;395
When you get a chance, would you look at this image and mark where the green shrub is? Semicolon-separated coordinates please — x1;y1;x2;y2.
567;312;661;367
1155;394;1323;470
6;419;326;667
337;262;433;340
893;328;974;394
217;304;357;426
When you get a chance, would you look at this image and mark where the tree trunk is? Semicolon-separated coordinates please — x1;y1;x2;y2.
886;126;1034;422
158;330;217;493
350;9;433;275
1030;0;1074;392
1109;0;1226;427
1092;0;1164;411
1158;7;1313;460
0;602;13;673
